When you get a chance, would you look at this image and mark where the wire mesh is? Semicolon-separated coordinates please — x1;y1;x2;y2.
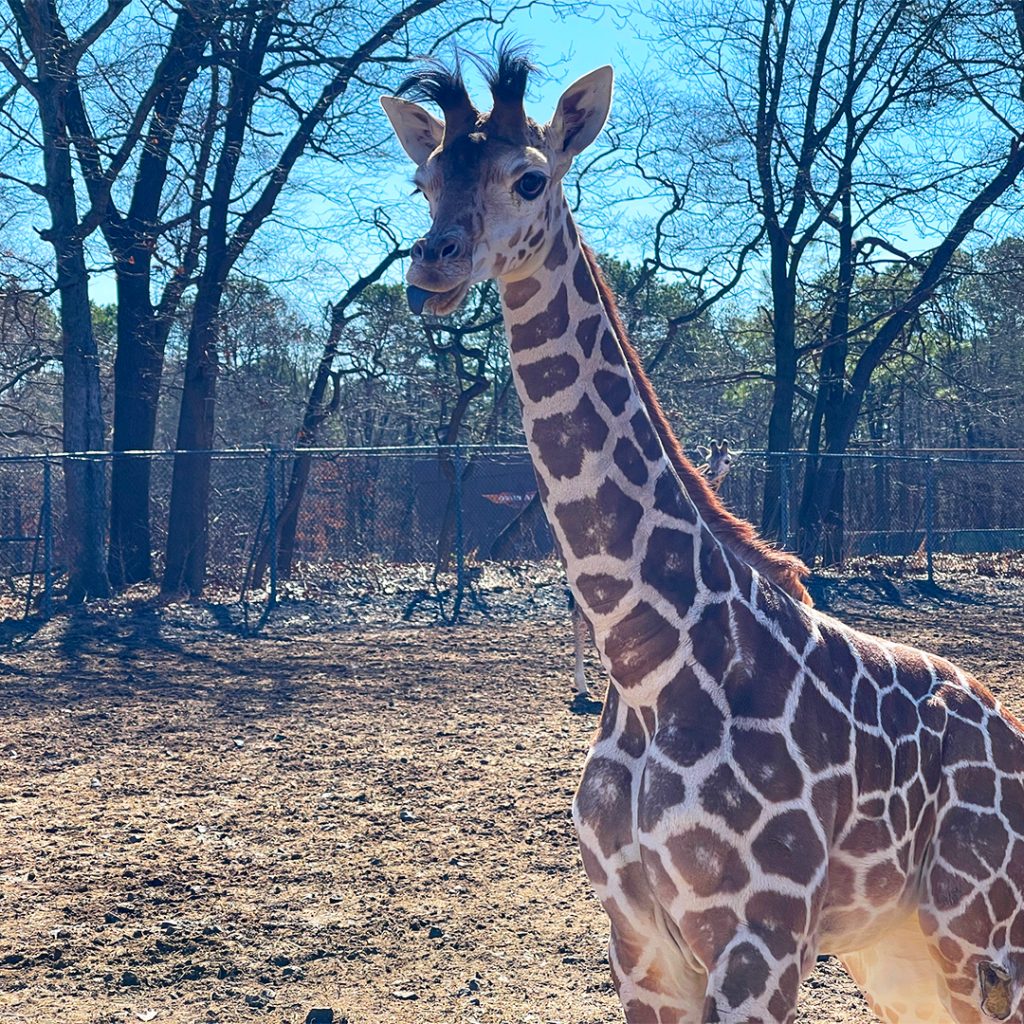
1;446;1022;623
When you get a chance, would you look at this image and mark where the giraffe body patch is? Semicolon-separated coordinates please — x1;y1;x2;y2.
510;282;569;352
516;352;579;402
530;393;608;479
554;479;643;560
577;314;601;357
603;600;679;684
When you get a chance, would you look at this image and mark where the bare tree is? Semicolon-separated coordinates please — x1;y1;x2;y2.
250;227;408;586
160;0;533;596
61;0;223;587
638;0;1024;547
793;0;1024;562
0;0;132;600
0;273;59;444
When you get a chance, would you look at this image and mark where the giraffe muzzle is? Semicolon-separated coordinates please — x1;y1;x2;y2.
404;279;471;317
406;226;473;316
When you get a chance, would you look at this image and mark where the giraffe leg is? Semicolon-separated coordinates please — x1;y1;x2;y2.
839;914;953;1023
609;918;706;1023
912;768;1024;1024
576;739;703;1021
571;604;590;697
917;884;1024;1024
700;931;807;1024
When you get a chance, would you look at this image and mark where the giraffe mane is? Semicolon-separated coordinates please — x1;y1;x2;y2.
581;245;814;607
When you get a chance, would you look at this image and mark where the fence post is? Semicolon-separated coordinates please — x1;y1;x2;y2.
924;456;935;585
453;443;465;610
779;452;791;550
267;447;278;611
42;457;53;618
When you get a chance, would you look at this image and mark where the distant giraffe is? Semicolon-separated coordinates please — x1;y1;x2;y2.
700;439;736;490
572;441;739;699
383;47;1024;1024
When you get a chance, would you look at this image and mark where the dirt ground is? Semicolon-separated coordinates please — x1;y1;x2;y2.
1;572;1023;1024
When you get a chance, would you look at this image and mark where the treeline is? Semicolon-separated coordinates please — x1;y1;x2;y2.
6;237;1023;515
1;0;1023;601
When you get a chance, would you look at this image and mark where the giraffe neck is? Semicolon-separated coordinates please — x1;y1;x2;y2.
499;206;733;706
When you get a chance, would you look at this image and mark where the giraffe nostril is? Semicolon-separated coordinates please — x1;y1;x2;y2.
441;241;460;259
412;241;426;261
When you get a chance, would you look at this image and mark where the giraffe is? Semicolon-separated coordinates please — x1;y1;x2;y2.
572;441;739;700
701;440;736;490
382;48;1024;1024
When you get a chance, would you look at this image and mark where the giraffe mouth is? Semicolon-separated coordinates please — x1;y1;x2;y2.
406;281;470;317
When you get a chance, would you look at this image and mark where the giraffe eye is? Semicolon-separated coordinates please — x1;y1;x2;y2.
515;172;547;200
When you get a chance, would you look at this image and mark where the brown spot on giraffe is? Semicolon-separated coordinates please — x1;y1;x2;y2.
510;282;569;352
667;825;750;897
543;226;566;271
515;352;579;402
655;666;724;766
700;764;762;832
594;368;631;416
733;729;804;801
641;527;697;619
504;275;540;309
604;600;679;684
573;251;600;304
555;478;643;560
530;392;608;480
576;572;632;614
576;313;601;358
613;436;649;486
638;761;687;832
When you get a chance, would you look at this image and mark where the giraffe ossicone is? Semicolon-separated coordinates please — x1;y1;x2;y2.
382;45;1024;1024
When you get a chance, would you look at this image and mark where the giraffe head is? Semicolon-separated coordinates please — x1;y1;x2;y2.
704;440;736;488
381;45;613;316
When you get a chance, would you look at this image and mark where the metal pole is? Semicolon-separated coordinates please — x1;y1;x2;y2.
924;457;935;585
453;443;465;615
267;447;278;610
42;458;53;618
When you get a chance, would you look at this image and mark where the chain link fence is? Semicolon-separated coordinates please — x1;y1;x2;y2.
1;446;1022;624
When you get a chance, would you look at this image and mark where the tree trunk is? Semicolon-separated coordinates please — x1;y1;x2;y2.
36;67;110;601
104;6;215;587
761;263;797;539
250;381;334;586
797;178;854;565
801;137;1024;561
818;458;846;565
107;259;165;585
162;286;220;594
59;250;111;602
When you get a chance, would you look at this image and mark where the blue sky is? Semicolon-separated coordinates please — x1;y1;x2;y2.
298;4;668;316
71;2;1024;318
87;3;644;310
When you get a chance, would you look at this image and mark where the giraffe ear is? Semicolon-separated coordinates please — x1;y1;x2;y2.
548;66;614;161
380;96;444;166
